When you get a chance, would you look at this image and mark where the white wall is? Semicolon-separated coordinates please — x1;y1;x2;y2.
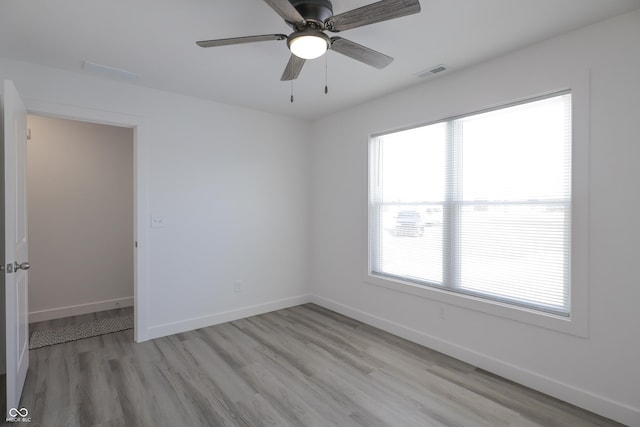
310;9;640;426
27;115;134;321
0;56;312;341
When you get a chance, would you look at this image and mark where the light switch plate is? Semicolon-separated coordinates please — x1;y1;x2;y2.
151;215;166;228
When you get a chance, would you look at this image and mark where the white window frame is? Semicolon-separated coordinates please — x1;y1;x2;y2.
365;82;590;337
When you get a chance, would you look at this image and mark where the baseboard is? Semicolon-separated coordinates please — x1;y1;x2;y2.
146;294;312;341
311;295;639;427
29;297;134;323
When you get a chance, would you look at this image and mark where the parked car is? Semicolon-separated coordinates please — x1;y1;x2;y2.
394;210;425;236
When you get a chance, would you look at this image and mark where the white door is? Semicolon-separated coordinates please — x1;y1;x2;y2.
2;80;30;414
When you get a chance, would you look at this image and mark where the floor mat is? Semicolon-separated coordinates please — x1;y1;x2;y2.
29;315;133;349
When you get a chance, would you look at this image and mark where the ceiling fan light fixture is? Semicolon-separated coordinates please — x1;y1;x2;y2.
288;31;329;59
196;0;423;81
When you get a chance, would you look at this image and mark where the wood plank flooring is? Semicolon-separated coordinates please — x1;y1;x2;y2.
20;304;624;427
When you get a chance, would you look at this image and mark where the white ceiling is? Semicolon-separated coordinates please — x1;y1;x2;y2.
2;0;639;119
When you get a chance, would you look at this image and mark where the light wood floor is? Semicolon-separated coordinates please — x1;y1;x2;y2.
20;304;623;427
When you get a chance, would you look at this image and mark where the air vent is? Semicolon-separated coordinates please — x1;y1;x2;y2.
414;64;447;79
82;61;140;82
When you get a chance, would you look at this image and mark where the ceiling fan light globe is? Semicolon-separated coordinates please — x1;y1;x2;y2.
289;35;328;59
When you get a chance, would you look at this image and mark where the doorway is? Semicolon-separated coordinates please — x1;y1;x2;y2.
2;86;148;414
26;115;134;328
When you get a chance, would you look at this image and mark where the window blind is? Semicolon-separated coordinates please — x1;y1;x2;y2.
369;92;572;316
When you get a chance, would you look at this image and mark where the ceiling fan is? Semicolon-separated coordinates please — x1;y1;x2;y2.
196;0;421;81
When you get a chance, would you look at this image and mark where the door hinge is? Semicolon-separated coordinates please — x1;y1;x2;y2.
135;241;138;248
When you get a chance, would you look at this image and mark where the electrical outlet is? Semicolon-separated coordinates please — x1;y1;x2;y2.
234;280;242;293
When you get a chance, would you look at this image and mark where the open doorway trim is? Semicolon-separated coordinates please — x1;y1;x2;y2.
25;99;149;343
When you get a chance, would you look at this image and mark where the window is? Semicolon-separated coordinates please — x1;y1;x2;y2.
369;92;572;316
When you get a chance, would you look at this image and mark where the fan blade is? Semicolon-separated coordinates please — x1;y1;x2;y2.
196;34;287;48
281;54;306;81
263;0;306;25
330;37;393;69
326;0;421;32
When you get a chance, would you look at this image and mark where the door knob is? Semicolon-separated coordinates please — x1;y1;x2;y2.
14;261;30;271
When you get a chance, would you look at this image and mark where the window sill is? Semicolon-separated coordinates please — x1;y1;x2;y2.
365;272;589;337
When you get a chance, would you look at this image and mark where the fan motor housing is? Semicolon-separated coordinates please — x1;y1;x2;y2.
290;0;334;27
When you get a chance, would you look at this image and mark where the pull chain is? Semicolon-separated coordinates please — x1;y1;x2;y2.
290;80;294;103
324;53;329;94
